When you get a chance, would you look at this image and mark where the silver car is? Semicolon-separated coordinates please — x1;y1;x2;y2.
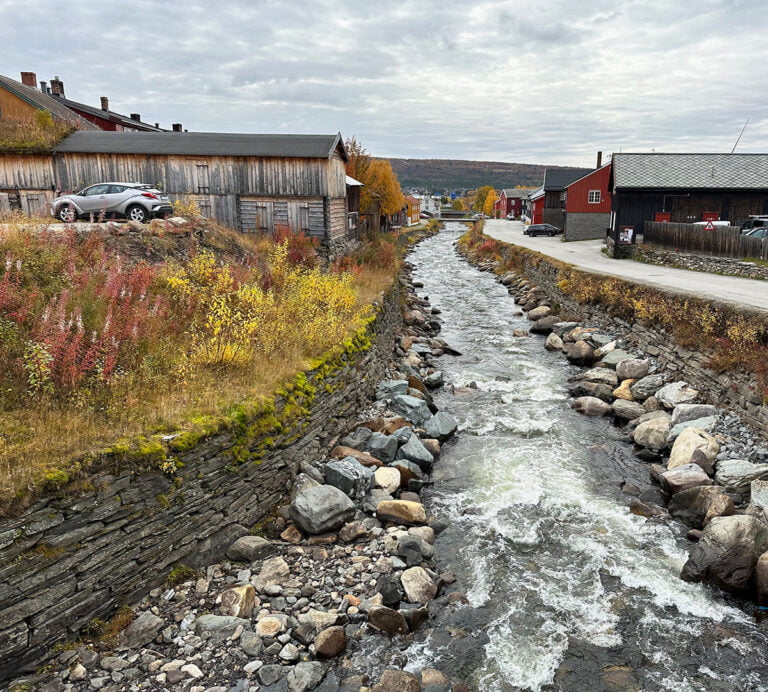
51;182;173;223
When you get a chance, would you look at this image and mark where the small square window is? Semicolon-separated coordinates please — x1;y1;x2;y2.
588;190;601;204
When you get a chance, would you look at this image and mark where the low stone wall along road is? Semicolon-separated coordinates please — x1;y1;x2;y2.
484;219;768;314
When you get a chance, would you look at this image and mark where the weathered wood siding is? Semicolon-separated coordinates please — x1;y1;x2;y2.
0;153;54;191
328;197;348;241
238;197;326;236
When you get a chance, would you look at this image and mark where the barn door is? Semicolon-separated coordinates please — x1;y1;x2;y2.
239;199;272;233
287;202;310;234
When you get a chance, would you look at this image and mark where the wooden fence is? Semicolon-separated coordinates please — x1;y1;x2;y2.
643;221;768;260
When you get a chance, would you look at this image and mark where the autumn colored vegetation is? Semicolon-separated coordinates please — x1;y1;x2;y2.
0;110;77;152
345;138;405;216
459;223;768;403
0;219;405;509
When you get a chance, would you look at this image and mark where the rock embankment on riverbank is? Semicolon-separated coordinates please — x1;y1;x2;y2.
459;244;768;607
10;262;469;692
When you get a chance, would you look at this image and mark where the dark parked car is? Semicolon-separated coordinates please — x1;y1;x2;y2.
524;223;561;237
51;182;173;223
745;227;768;239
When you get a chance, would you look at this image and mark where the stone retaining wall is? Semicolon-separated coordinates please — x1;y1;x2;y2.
564;212;610;241
0;288;402;681
634;246;768;281
517;257;768;436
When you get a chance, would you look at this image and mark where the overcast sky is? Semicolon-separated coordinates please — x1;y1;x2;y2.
3;0;767;166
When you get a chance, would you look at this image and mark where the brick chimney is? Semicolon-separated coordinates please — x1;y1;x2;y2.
49;76;64;97
100;97;109;111
130;113;141;121
596;151;603;168
20;72;37;88
172;123;183;132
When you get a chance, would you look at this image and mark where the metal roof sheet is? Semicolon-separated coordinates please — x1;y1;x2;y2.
59;97;164;132
55;131;348;159
502;188;531;198
612;153;768;189
345;175;363;186
542;167;593;190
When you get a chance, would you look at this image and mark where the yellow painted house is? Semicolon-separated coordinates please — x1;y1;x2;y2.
0;73;94;128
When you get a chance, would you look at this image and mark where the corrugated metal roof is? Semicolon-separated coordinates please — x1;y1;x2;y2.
55;131;348;160
502;188;531;198
613;153;768;189
542;167;593;190
0;74;97;129
59;97;164;132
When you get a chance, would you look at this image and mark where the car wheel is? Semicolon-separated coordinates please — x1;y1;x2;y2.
549;231;555;236
57;205;77;223
126;205;148;223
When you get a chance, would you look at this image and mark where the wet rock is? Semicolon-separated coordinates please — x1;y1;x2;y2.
421;669;449;688
530;315;559;334
372;669;421;692
668;486;730;528
630;374;666;401
661;463;713;494
401;566;438;603
421;438;441;457
545;332;564;351
118;611;163;650
219;584;257;618
601;665;640;691
402;605;429;632
668;416;718;442
599;349;634;368
290;485;356;534
314;626;347;658
629;499;665;518
377;500;427;526
572;396;612;417
612;379;636;401
397;535;434;566
408;525;436;544
330;445;384;467
655;381;699;408
565;340;595;365
367;432;400;464
632;417;671;451
424;371;444;389
287;662;326;692
376;574;404;608
612;399;646;421
377;380;409;401
528;305;551;320
681;515;768;592
580;368;619;386
715;459;768;494
324;458;374;499
615;358;650;381
667;427;719;470
391;394;433;426
670;403;718;428
396;434;435;470
368;606;409;635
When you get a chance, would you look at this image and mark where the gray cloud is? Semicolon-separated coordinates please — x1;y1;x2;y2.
1;0;767;165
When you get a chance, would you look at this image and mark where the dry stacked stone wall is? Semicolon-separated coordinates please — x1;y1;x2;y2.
0;288;403;682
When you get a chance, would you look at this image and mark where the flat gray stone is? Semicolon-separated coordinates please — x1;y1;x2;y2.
423;411;458;441
390;395;432;426
289;485;355;535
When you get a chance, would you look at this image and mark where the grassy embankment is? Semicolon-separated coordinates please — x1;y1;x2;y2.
458;221;768;403
0;214;438;513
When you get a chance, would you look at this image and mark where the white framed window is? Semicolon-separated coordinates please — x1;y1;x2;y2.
588;190;601;204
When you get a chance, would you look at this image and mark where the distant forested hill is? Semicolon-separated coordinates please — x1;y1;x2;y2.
387;158;548;191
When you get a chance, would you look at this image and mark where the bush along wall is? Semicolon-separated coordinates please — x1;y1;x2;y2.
0;287;402;681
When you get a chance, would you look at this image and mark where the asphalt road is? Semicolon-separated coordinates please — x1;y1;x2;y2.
483;219;768;314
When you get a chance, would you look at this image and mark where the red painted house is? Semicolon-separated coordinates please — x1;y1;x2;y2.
529;187;545;224
494;188;529;219
563;161;612;240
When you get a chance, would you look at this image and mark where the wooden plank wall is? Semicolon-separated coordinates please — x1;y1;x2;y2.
0;153;54;190
644;221;768;260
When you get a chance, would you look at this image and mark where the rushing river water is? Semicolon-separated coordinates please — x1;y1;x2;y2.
359;226;768;691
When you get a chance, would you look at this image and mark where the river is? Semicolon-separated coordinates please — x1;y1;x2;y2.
358;225;768;691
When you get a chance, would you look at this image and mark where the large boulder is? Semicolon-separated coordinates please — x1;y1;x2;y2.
376;500;426;526
668;416;718;442
715;459;768;495
376;380;409;401
756;552;768;606
630;374;666;401
670;404;718;428
612;379;636;401
667;427;719;470
290;485;356;534
366;433;399;464
226;535;273;562
391;395;432;426
632;416;671;451
615;359;650;381
681;515;768;592
572;396;612;417
395;433;435;470
580;368;619;387
565;340;595;365
330;445;383;468
400;566;438;603
599;349;634;368
529;315;559;334
668;486;731;529
661;463;713;494
655;381;699;408
368;606;409;635
612;399;646;421
424;411;458;441
545;332;564;351
528;305;551;321
324;458;374;499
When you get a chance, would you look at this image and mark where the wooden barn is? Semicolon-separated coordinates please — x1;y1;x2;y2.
611;153;768;233
49;131;356;255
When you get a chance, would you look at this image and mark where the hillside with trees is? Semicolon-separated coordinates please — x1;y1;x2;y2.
387;158;548;191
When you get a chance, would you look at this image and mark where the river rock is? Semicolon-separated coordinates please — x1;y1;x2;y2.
396;434;435;470
554;321;579;337
330;445;383;467
226;535;274;562
377;380;409;401
118;611;163;649
326;457;374;499
612;399;647;421
367;605;409;635
421;669;450;688
339;520;371;543
681;515;768;592
219;584;257;618
661;463;713;494
756;553;768;606
655;381;699;408
615;358;650;381
374;467;402;494
581;368;619;386
599;349;634;368
568;381;613;402
366;433;400;464
752;480;768;508
545;332;564;351
528;305;551;320
254;556;290;589
668;486;730;529
290;485;356;534
314;626;347;658
376;500;426;526
291;472;321;501
389;459;423;486
565;340;595;365
287;662;326;692
572;396;612;416
632;416;671;451
704;494;736;527
667;427;719;470
424;371;444;389
404;310;426;326
195;614;251;636
529;315;559;334
668;416;718;442
397;535;434;566
372;669;421;692
391;395;432;426
401;566;438;603
715;460;768;494
670;403;718;428
630;374;666;401
612;379;636;401
424;411;458;441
